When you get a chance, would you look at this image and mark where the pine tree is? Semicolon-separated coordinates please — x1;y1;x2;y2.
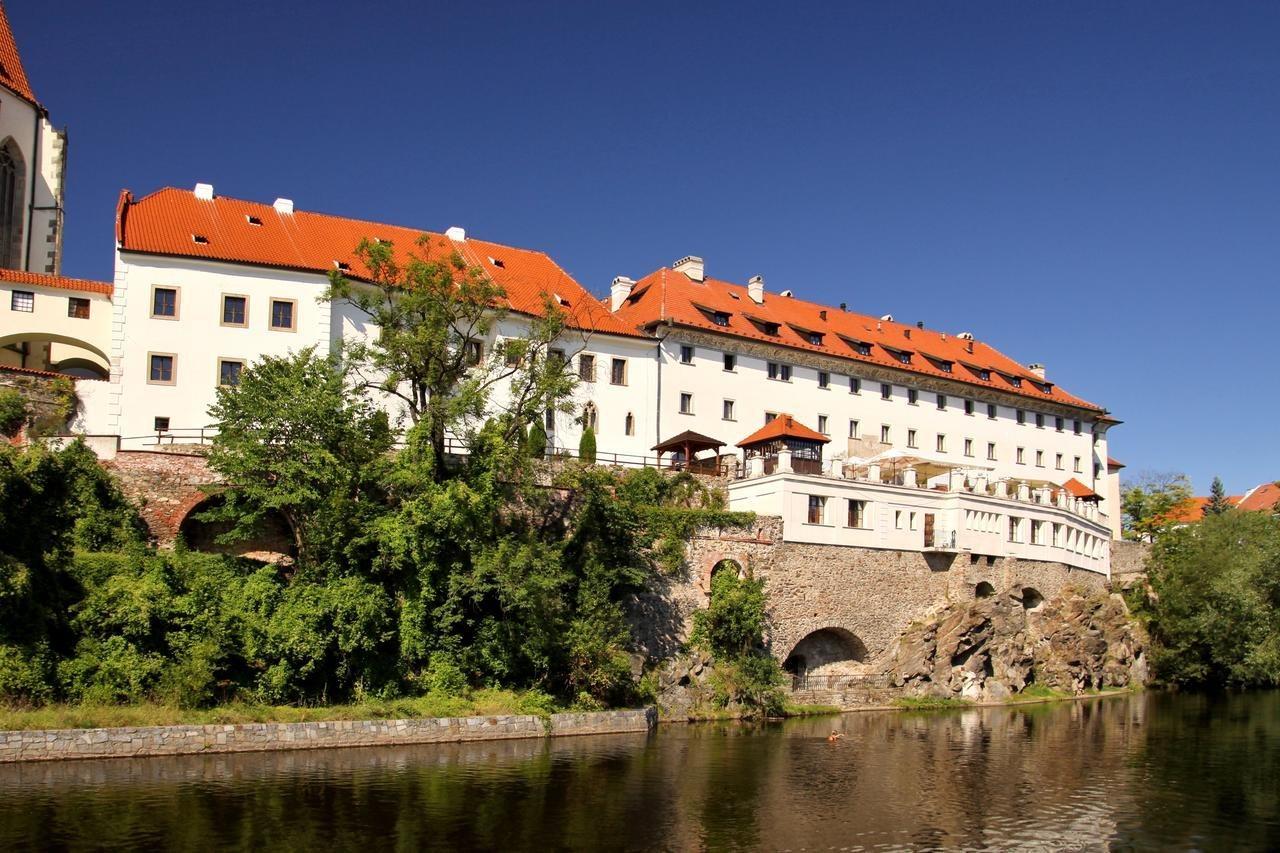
1204;476;1232;516
578;427;597;464
527;420;548;459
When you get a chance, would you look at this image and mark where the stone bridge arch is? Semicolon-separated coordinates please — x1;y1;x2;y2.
697;551;749;594
102;450;224;547
178;492;296;564
780;626;870;678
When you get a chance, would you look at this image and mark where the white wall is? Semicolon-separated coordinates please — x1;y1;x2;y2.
0;279;111;371
0;88;65;274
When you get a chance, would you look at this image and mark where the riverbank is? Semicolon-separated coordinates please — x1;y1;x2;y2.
0;706;657;763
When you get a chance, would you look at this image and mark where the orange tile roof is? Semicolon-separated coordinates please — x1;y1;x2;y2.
0;4;38;107
115;187;644;338
0;363;79;381
736;414;830;448
1237;482;1280;513
1060;478;1101;500
0;267;112;296
612;267;1106;413
1107;456;1125;470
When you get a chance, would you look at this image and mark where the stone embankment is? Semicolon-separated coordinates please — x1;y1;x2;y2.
0;708;657;763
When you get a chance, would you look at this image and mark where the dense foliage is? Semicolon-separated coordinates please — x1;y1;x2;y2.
1142;508;1280;688
690;569;785;716
1121;471;1193;541
0;388;27;437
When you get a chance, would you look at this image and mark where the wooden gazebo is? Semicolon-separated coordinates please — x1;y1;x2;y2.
736;414;830;476
652;430;726;474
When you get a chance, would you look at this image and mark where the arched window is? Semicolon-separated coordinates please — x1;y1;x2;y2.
624;412;634;436
0;143;21;269
582;402;598;432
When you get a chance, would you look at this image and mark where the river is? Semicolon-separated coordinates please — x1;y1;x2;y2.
0;691;1276;851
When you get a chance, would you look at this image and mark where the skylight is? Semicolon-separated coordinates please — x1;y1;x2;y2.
192;234;209;244
246;215;262;226
488;257;506;268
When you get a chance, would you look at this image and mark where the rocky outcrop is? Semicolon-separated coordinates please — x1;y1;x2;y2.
884;585;1147;701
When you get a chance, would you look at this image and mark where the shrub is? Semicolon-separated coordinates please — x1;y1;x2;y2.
578;427;597;464
527;419;548;459
0;388;28;437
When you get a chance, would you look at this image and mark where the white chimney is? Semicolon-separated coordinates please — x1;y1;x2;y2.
672;255;704;282
747;274;765;304
610;276;635;311
194;183;214;201
445;226;466;241
1029;363;1046;379
273;198;294;214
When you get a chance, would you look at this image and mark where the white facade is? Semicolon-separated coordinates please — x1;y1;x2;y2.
0;78;66;274
0;277;110;374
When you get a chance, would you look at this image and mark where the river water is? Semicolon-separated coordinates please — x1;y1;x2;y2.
0;691;1275;851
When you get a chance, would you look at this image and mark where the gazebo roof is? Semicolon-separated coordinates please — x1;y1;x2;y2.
736;414;830;448
652;430;726;454
1060;477;1102;501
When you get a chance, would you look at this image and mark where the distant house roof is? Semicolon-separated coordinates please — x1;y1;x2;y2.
610;265;1107;413
737;414;830;448
0;268;113;297
114;187;645;339
0;5;39;107
1237;482;1280;513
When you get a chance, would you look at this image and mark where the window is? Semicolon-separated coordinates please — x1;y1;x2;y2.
937;394;947;411
806;331;823;345
767;362;791;381
1074;456;1082;473
817;415;828;435
1055;453;1064;470
964;399;974;416
895;510;904;529
1055;416;1064;432
723;399;735;420
908;388;918;405
723;353;736;372
1035;450;1044;467
987;403;997;420
66;296;90;319
849;376;861;394
1016;447;1025;464
907;429;918;449
881;383;892;400
909;512;918;530
807;495;826;525
463;339;483;366
711;311;729;326
936;434;946;453
854;341;872;356
549;348;566;366
679;345;694;364
1035;413;1045;429
578;354;596;381
847;499;867;528
151;286;178;319
154;416;170;432
147;353;176;385
269;298;296;331
582;402;598;431
848;419;860;439
880;425;891;444
1016;409;1026;425
544;408;555;431
764;411;778;424
1073;419;1082;435
218;358;244;387
964;438;973;457
896;351;912;365
610;358;627;385
818;371;829;389
1031;520;1044;545
221;295;247;327
987;442;997;461
10;290;33;312
624;412;635;436
767;362;779;380
503;340;524;367
1052;522;1063;547
1009;516;1022;543
679;393;693;414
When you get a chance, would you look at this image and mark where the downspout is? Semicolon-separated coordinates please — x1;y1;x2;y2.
24;109;41;271
654;321;672;446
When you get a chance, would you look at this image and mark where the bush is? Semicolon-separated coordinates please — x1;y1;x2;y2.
578;427;596;464
0;388;28;437
527;419;548;459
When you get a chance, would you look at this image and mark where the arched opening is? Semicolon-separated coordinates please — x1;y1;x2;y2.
975;581;996;599
51;357;109;380
0;139;25;269
1021;587;1045;611
178;494;296;564
711;558;744;581
0;333;110;373
783;627;869;688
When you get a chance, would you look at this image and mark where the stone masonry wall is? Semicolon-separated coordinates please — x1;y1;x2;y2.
631;516;1109;668
1110;540;1151;585
1;708;657;763
102;450;222;547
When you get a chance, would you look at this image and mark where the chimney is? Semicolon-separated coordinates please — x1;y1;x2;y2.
1028;363;1046;379
273;198;294;214
747;274;765;304
194;183;214;201
445;226;466;241
672;255;704;282
610;276;635;311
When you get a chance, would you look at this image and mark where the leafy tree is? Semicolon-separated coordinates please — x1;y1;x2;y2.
1204;476;1233;516
205;349;392;570
578;426;597;464
1121;471;1193;541
690;569;785;716
0;388;27;437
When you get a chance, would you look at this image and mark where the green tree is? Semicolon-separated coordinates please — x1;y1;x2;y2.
578;426;597;464
0;388;28;437
1121;471;1193;541
690;569;784;716
205;349;392;570
1204;476;1232;516
527;419;548;460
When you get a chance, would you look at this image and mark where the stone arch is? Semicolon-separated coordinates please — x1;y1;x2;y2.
1021;586;1045;611
0;333;110;369
782;627;869;681
698;552;747;594
975;581;996;599
176;493;296;564
0;138;26;269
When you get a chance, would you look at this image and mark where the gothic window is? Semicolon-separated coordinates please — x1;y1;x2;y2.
582;402;598;432
0;142;23;269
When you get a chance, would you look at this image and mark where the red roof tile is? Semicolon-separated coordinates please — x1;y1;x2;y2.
0;267;112;296
0;4;38;107
737;414;830;448
1237;482;1280;513
612;267;1106;413
1060;478;1101;500
1107;456;1125;470
0;363;79;380
115;187;643;338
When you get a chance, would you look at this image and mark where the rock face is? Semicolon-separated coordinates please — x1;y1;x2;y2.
885;585;1147;701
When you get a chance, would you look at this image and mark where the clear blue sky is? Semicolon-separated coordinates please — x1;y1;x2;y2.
15;1;1280;494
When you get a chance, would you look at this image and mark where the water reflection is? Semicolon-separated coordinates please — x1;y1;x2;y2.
0;693;1276;851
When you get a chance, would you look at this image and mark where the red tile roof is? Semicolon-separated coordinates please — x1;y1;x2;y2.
0;4;38;107
612;267;1106;413
0;267;112;296
1107;456;1125;470
115;187;643;338
1237;482;1280;513
0;363;79;381
1060;478;1101;500
736;414;830;448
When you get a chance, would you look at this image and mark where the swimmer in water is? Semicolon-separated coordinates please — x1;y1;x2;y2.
827;731;844;742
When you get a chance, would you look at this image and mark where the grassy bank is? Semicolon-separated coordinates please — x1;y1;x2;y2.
0;689;561;732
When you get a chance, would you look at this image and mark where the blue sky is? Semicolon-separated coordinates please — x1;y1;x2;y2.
15;1;1280;493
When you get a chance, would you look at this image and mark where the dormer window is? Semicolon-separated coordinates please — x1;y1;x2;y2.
488;256;506;268
855;342;871;356
192;234;209;244
807;331;823;345
713;311;730;326
246;215;262;226
334;261;351;271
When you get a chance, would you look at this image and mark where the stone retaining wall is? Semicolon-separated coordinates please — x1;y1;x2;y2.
0;707;657;763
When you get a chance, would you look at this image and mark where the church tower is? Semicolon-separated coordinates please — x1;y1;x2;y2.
0;3;66;274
